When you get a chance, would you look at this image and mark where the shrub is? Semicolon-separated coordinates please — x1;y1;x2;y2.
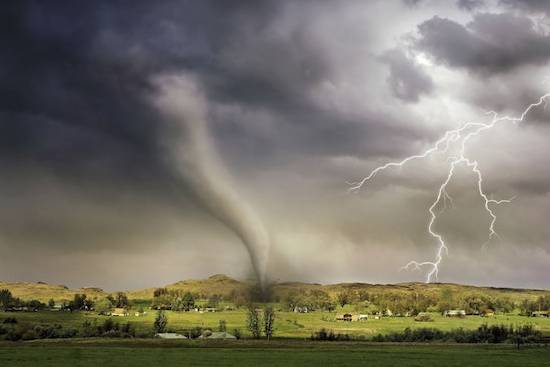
311;328;351;341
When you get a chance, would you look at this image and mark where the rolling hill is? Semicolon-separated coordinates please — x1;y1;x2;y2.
1;274;548;302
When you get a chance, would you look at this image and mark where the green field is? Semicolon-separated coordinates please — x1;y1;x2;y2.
1;340;549;367
4;309;550;338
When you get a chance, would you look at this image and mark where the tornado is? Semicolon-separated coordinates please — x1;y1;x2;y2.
151;74;270;289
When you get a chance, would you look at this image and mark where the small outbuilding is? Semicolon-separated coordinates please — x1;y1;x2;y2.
206;331;237;340
414;312;433;322
443;310;466;318
111;308;128;317
155;333;188;339
531;311;550;318
480;309;495;317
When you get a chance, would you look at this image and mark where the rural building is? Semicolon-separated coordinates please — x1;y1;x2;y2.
155;333;187;339
50;303;63;311
444;310;466;317
481;309;495;317
531;311;550;318
357;314;368;321
206;332;237;340
111;308;128;317
293;306;309;313
336;313;353;321
414;312;433;322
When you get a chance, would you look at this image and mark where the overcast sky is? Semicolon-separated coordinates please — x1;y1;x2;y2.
1;0;550;290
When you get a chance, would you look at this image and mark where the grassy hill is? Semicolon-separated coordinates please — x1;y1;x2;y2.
1;275;548;302
0;281;106;302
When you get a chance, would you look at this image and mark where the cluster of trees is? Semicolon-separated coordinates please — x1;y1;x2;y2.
151;288;196;311
0;289;46;312
282;290;335;312
0;320;78;341
520;296;550;316
372;324;541;347
81;319;136;338
311;328;352;341
93;292;130;315
331;288;517;316
432;289;514;315
0;317;139;341
246;305;276;340
57;292;131;313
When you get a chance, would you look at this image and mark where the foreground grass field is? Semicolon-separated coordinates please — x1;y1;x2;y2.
0;340;549;367
4;310;550;338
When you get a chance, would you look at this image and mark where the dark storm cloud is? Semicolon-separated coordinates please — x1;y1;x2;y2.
1;0;549;289
457;0;484;11
415;13;550;75
500;0;550;14
379;48;434;102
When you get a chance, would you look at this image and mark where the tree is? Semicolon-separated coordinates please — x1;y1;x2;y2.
153;310;168;333
263;306;275;341
218;319;227;332
95;298;113;315
206;294;221;308
246;305;261;339
114;292;129;308
69;294;86;311
153;288;169;298
182;292;195;311
337;291;352;308
0;289;13;311
437;288;455;312
48;299;56;309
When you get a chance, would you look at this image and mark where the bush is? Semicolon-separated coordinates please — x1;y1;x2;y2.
370;324;541;343
311;328;351;341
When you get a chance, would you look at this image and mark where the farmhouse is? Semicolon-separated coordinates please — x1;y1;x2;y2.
481;309;495;317
531;311;550;318
444;310;466;317
357;314;368;321
336;313;353;321
111;308;128;317
293;306;309;313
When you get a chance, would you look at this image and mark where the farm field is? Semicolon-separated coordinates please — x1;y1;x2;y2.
4;310;550;338
0;341;549;367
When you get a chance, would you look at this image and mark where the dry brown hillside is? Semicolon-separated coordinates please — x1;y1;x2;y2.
1;275;548;302
0;281;106;302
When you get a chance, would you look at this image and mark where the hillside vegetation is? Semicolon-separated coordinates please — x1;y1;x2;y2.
1;274;548;303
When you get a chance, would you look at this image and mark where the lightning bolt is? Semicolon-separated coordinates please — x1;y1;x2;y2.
349;92;550;282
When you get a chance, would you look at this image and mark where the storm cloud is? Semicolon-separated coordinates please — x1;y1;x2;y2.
415;12;550;75
0;0;548;290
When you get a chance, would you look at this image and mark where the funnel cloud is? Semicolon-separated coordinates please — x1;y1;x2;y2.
151;75;270;287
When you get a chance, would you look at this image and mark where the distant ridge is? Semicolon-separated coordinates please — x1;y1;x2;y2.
1;275;548;302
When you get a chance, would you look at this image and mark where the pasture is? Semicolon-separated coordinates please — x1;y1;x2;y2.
4;309;550;338
0;340;549;367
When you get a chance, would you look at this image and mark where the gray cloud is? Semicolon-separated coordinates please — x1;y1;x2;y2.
416;13;550;75
457;0;485;11
380;48;434;102
0;1;548;289
500;0;550;14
